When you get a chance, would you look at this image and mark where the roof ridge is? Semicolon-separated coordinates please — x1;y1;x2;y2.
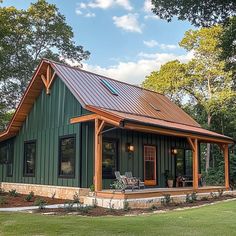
44;58;165;97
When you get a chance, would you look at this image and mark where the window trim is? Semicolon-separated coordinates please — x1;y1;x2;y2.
23;140;36;177
58;134;76;179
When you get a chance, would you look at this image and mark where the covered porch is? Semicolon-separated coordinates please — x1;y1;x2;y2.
71;108;233;197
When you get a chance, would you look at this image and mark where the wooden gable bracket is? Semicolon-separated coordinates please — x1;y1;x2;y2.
40;65;56;95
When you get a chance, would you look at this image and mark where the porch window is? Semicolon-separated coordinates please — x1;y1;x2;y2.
175;149;193;177
102;139;118;179
6;142;14;177
24;141;36;177
58;135;76;178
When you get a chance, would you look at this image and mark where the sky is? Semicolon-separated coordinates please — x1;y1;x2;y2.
1;0;194;85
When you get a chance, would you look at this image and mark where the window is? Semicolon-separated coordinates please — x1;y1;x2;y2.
101;79;118;95
102;139;118;179
6;142;14;177
175;149;193;177
59;136;76;178
24;141;36;177
0;144;8;165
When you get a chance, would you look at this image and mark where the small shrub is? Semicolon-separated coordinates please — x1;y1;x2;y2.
77;205;92;214
186;194;193;203
51;192;56;200
24;191;34;202
34;198;47;210
218;189;224;197
110;180;125;190
0;196;7;205
210;192;218;199
123;200;131;211
191;192;197;202
9;189;19;197
89;184;95;192
161;194;172;205
73;192;81;208
64;201;74;211
149;204;158;211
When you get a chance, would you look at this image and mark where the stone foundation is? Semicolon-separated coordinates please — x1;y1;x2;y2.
0;182;89;200
84;190;236;209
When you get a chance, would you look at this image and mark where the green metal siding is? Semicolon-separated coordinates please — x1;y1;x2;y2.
102;128;190;188
0;76;94;188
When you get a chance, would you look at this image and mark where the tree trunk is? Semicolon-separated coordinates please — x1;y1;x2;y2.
206;113;212;172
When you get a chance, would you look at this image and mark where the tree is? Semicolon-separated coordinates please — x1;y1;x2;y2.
142;26;235;172
220;16;236;79
151;0;236;27
0;0;90;122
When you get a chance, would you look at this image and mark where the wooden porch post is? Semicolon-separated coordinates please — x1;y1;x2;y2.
193;138;199;190
224;144;230;190
94;118;105;192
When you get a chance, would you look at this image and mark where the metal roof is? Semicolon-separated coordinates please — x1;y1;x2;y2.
52;61;200;128
0;59;233;143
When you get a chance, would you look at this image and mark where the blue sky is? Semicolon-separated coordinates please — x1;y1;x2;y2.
2;0;194;84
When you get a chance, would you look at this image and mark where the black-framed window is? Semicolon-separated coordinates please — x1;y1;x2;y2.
102;139;118;179
0;144;8;165
24;141;36;177
6;142;14;177
58;135;76;178
0;141;14;177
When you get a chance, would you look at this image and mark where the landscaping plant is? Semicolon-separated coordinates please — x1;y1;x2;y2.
24;191;34;202
8;189;19;197
34;198;47;210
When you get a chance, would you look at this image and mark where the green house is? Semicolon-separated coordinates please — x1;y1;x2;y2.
0;59;233;199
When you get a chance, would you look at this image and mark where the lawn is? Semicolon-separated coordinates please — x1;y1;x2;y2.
0;200;236;236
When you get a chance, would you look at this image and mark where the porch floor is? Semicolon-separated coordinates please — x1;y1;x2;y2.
96;186;225;199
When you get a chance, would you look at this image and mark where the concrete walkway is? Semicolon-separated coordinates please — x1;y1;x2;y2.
0;204;66;212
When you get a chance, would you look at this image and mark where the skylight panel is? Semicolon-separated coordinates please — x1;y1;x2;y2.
101;79;118;96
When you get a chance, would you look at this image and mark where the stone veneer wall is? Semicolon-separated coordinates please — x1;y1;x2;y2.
0;182;89;200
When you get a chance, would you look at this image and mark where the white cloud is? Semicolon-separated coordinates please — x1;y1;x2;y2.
143;0;159;20
143;0;153;12
143;40;179;50
79;0;133;10
143;40;158;48
75;9;83;15
113;14;142;33
82;51;194;85
85;12;96;17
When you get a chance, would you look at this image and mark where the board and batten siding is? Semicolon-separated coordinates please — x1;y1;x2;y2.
0;76;94;188
102;128;190;188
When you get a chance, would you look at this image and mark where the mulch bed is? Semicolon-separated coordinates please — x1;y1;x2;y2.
0;192;66;208
33;194;236;217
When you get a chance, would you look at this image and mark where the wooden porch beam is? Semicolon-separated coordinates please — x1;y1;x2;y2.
70;114;98;124
94;118;103;192
187;137;196;152
224;144;230;190
193;138;199;190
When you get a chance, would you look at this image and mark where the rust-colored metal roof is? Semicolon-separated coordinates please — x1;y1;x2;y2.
52;61;200;128
0;59;233;143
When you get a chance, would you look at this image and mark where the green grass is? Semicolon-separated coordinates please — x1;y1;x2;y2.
1;200;236;236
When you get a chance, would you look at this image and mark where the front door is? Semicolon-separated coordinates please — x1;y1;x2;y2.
144;145;157;186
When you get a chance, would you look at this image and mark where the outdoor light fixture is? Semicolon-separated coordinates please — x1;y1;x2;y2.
126;143;134;152
172;148;178;155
